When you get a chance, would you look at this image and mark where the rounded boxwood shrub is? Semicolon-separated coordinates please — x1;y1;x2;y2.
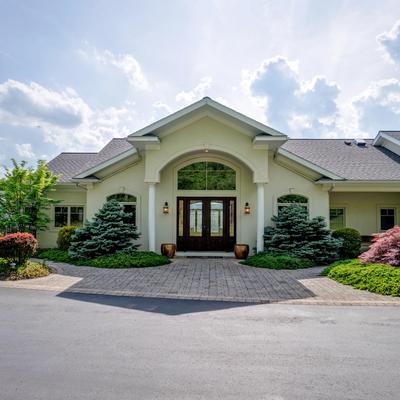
57;226;77;250
332;228;362;259
0;232;38;266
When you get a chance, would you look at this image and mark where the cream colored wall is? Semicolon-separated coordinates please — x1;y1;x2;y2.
37;186;87;248
86;159;148;250
330;192;400;235
267;154;330;223
144;116;269;183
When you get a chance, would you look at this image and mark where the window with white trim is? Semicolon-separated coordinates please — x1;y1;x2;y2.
330;208;345;230
380;208;396;231
54;206;84;227
107;193;137;225
277;194;308;214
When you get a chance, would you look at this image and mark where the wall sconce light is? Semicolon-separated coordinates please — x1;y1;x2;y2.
244;202;251;214
163;202;170;214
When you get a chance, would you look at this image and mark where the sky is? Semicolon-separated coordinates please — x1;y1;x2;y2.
0;0;400;169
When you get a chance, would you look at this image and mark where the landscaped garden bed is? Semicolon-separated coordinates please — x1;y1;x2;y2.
36;249;170;269
323;259;400;297
0;232;51;281
240;253;313;269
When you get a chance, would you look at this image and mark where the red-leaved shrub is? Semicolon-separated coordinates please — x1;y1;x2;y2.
359;226;400;266
0;233;38;266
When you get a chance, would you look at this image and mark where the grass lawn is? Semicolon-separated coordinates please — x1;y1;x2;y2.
323;259;400;297
36;249;171;268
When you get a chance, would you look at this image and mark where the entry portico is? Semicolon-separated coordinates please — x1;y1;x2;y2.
127;97;287;252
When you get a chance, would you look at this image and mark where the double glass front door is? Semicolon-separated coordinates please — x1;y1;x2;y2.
177;197;236;251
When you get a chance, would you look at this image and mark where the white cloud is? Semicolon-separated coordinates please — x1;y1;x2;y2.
175;77;212;104
352;79;400;135
377;19;400;64
16;143;35;159
245;56;340;137
81;47;149;90
0;79;139;155
0;80;89;128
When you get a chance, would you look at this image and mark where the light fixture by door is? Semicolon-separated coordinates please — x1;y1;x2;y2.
163;202;170;214
244;202;251;214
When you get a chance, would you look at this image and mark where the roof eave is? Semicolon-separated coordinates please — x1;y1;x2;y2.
73;148;138;179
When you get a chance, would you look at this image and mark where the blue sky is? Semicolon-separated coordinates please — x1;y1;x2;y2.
0;0;400;168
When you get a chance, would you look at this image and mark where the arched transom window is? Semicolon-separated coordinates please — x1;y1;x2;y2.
107;193;137;225
277;194;308;214
177;161;236;190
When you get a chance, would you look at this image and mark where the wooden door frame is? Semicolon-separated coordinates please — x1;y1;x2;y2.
176;196;237;252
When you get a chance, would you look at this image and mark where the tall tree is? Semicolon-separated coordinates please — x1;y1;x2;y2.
0;159;59;235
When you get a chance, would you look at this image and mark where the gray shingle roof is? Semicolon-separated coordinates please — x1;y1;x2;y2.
47;152;97;183
281;139;400;180
49;137;400;183
48;138;134;183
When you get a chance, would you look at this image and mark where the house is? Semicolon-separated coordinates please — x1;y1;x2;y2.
39;97;400;254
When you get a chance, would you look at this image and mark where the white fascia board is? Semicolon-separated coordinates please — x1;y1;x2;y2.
129;97;286;138
316;179;400;184
373;132;400;147
277;148;344;180
73;148;138;179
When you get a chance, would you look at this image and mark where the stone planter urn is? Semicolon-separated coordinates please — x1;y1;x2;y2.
234;244;249;260
161;243;176;259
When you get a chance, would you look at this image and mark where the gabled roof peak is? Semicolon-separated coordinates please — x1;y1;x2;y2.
128;97;287;139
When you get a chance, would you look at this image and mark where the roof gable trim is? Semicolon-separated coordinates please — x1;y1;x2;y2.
129;97;286;138
73;148;138;179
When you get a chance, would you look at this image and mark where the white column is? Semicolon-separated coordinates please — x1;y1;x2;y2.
256;182;265;253
148;183;156;252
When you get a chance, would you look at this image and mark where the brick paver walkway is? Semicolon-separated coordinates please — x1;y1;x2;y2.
1;258;399;305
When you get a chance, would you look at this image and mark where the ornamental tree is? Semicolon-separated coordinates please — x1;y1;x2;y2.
264;204;341;265
69;200;140;259
359;226;400;266
0;159;59;236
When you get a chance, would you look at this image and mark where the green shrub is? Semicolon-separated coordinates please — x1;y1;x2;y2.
241;253;314;269
332;228;362;259
264;204;341;265
57;226;77;250
87;251;171;268
36;249;170;268
323;259;400;296
69;200;140;259
0;258;10;276
12;261;50;280
36;248;75;263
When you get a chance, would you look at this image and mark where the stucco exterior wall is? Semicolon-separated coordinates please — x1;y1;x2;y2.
329;192;400;235
85;159;148;250
267;155;330;225
144;116;269;183
37;186;87;248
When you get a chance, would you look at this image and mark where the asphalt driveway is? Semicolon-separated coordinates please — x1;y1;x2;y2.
1;288;399;400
